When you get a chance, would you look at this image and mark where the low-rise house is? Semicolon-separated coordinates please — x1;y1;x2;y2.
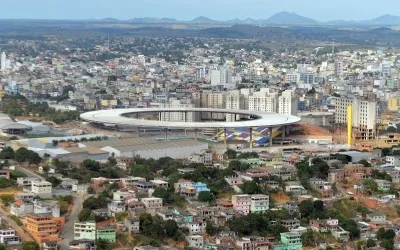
108;201;126;216
72;183;90;194
0;170;11;179
250;194;269;213
30;180;52;195
281;219;301;231
150;179;168;189
10;200;34;217
374;179;391;192
141;197;163;209
186;220;207;235
96;226;116;243
15;192;35;202
187;235;204;248
273;232;302;250
224;172;243;186
0;229;21;245
17;177;41;187
232;194;251;215
331;227;350;242
367;212;387;224
74;221;96;241
24;213;64;243
60;178;79;189
33;200;60;217
358;222;371;240
174;179;210;197
309;179;333;198
284;182;307;196
310;218;339;232
236;236;270;250
42;241;58;250
123;217;140;234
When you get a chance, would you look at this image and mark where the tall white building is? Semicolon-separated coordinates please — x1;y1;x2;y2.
196;66;209;81
334;97;377;140
285;73;300;84
211;67;232;86
248;91;277;113
159;99;198;122
1;52;6;72
225;91;247;122
200;92;226;120
335;60;344;77
278;90;297;115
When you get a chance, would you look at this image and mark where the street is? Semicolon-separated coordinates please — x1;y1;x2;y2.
0;206;33;242
15;166;84;249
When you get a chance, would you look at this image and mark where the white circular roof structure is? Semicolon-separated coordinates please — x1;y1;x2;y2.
80;108;301;128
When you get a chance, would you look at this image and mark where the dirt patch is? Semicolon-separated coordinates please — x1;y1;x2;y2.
0;189;21;196
271;192;291;203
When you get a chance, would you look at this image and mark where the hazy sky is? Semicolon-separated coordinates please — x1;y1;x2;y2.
2;0;399;21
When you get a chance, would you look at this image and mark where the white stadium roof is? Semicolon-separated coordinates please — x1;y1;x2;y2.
80;108;301;128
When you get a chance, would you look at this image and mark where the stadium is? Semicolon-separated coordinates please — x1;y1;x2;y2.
80;108;301;148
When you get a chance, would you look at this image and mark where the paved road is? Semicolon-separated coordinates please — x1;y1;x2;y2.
15;166;44;180
59;194;84;250
15;166;85;249
0;206;33;241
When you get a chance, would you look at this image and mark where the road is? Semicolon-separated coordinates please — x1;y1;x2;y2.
59;194;84;250
16;166;85;249
0;206;33;242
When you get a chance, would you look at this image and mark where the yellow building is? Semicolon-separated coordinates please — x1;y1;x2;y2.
388;98;398;111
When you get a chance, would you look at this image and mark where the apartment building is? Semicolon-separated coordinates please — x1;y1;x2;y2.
200;92;226;120
225;91;247;122
334;96;377;140
141;198;163;209
31;180;52;195
278;90;297;115
250;194;269;213
74;221;96;241
248;91;277;113
159;99;198;122
232;194;251;215
24;213;64;243
0;229;20;245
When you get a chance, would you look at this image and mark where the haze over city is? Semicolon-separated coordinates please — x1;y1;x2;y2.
1;0;400;21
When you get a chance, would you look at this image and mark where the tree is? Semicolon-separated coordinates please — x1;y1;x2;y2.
382;148;391;157
206;220;219;236
0;244;5;250
301;230;317;247
225;149;237;159
96;238;112;250
46;176;61;187
131;164;153;180
0;195;14;206
83;196;107;210
165;219;179;237
198;191;214;203
366;239;376;248
380;239;394;250
300;200;314;218
82;159;100;171
358;159;371;168
363;179;378;193
14;148;30;163
78;208;93;222
241;181;262;194
22;241;40;250
0;147;14;159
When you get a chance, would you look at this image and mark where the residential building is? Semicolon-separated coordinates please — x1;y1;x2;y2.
96;226;116;243
248;91;277;113
334;97;377;140
123;217;140;234
250;194;269;213
31;180;52;195
74;221;96;241
375;179;391;191
232;194;251;215
24;213;64;243
278;90;297;115
0;229;20;245
187;235;204;248
273;232;302;250
331;227;350;242
141;198;163;209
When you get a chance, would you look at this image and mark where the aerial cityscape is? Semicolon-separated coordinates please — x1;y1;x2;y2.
1;1;400;250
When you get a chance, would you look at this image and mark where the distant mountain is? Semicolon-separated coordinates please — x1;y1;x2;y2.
264;11;317;24
367;14;400;25
190;16;219;24
128;17;178;23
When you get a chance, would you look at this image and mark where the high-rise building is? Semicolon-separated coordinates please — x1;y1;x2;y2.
335;60;344;77
334;97;377;140
1;52;6;71
225;90;247;122
196;66;209;81
278;90;298;115
159;99;198;122
200;92;226;120
285;73;300;84
211;67;232;86
248;91;277;113
380;62;392;76
300;73;314;84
